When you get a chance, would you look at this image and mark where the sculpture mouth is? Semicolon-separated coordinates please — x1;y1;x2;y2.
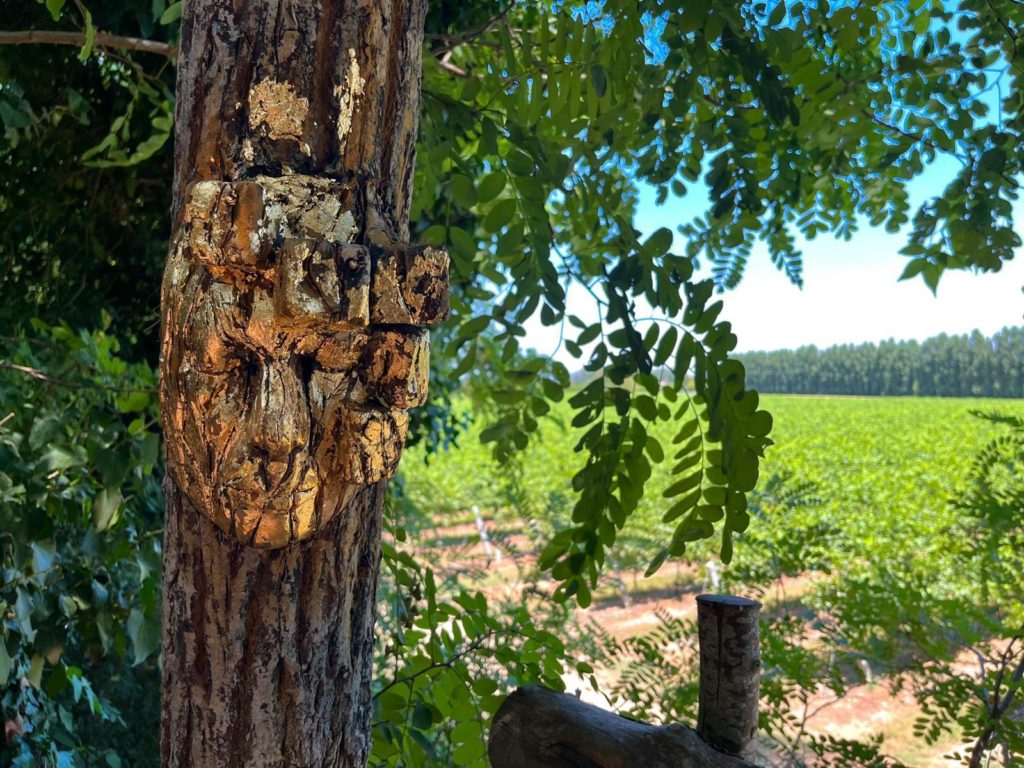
216;468;325;547
216;480;362;548
221;470;314;508
220;444;308;495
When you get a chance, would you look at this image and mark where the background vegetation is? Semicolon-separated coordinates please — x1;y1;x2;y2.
2;0;1024;765
738;327;1024;398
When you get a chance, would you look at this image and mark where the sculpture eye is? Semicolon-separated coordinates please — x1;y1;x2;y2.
302;331;367;373
188;282;251;374
190;332;249;375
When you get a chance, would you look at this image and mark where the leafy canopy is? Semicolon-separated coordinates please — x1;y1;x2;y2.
2;0;1022;602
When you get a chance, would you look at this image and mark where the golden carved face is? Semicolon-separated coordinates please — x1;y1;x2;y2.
161;178;448;547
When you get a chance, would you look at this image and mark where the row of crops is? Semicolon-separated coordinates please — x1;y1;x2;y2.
401;395;1021;582
399;394;1024;764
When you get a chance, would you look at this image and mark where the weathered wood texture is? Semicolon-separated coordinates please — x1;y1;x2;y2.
161;480;384;766
487;686;759;768
696;594;761;755
160;1;433;766
170;0;427;240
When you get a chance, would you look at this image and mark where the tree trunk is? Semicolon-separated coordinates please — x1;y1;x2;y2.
159;2;435;767
160;481;386;766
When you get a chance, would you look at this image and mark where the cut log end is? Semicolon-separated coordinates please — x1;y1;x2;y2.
696;593;762;755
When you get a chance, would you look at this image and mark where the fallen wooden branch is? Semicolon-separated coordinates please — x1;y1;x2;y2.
488;594;761;767
487;686;758;768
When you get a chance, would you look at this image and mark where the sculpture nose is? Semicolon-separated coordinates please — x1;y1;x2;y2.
245;357;310;460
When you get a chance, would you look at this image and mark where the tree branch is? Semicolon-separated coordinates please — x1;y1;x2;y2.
436;51;469;78
0;29;177;59
0;360;157;394
425;5;514;54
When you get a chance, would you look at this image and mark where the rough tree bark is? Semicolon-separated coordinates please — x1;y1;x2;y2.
158;2;438;767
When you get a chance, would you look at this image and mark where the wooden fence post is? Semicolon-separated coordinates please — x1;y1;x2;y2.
487;593;762;767
696;594;762;755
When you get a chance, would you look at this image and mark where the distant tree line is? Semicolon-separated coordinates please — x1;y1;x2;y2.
737;327;1024;398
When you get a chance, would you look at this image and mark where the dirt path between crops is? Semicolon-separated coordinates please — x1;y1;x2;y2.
416;520;972;766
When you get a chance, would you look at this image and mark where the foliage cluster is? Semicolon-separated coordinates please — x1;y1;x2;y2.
0;319;163;767
410;0;1024;597
739;326;1024;398
369;518;590;767
0;1;174;355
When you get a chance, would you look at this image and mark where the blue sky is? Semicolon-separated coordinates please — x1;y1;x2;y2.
523;159;1024;360
520;0;1024;361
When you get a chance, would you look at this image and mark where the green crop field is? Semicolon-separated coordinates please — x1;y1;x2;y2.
395;397;1024;765
400;395;1024;577
398;394;1024;764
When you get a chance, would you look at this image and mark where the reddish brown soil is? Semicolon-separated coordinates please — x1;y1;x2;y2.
414;520;978;766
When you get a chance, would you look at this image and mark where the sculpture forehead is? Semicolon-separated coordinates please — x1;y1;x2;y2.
181;177;450;331
185;175;360;262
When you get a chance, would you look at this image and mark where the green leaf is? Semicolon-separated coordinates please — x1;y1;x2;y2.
139;433;160;469
115;389;151;414
93;487;122;531
505;148;534;177
27;654;44;688
477;172;507;203
78;7;95;61
644;548;670;577
411;704;434;729
675;334;696;381
654;327;678;367
450;174;477;208
449;226;477;263
0;638;12;686
720;528;734;564
747;410;773;438
45;0;65;22
473;678;499;695
45;445;82;472
160;1;182;23
645;434;665;462
31;540;57;575
644;227;673;255
452;737;485;765
899;257;928;281
457;316;491;341
634;395;658;421
29;415;62;450
451;344;477;377
483;198;517;233
127;608;161;664
590;64;608;98
664;470;702;498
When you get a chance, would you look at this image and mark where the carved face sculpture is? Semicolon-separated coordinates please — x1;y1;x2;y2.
161;176;448;547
